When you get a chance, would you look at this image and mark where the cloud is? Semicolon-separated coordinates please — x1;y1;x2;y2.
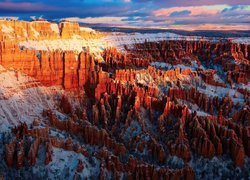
151;0;250;7
0;1;249;30
132;0;152;2
0;2;58;12
165;24;250;31
222;5;245;13
153;5;227;17
147;4;250;29
170;10;191;17
0;16;19;20
62;16;129;26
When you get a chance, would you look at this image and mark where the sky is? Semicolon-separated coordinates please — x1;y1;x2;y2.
0;0;249;30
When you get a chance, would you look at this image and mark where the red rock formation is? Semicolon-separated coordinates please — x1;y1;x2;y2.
134;96;141;111
185;113;247;166
28;138;41;166
60;95;72;114
5;140;16;168
76;160;84;173
45;142;53;165
96;148;194;179
0;44;99;90
16;140;25;169
0;20;60;41
123;40;249;86
27;127;49;138
243;127;250;156
65;137;74;151
43;109;127;157
199;69;227;87
92;105;99;125
168;87;234;117
59;22;80;39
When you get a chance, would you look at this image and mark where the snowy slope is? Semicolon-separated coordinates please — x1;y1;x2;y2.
18;32;203;55
0;65;61;132
45;148;100;179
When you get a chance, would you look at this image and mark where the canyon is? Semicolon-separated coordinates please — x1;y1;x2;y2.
0;19;249;179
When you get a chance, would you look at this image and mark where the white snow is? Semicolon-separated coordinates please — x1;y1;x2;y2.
151;61;204;71
197;83;244;104
22;28;28;38
177;99;210;117
30;26;40;38
80;27;96;33
233;37;250;45
136;73;155;86
19;38;105;59
50;23;60;34
213;74;225;84
1;24;14;33
47;147;100;179
237;82;250;91
0;65;61;132
190;156;250;179
104;32;181;50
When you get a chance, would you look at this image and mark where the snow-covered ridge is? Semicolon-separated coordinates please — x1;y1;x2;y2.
103;32;183;51
18;32;202;54
18;30;250;56
19;37;107;56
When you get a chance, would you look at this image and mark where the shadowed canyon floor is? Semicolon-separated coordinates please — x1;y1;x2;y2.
0;19;249;179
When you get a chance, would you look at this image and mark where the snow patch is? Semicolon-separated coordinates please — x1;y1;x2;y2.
80;27;96;33
50;23;59;34
46;147;100;179
1;24;14;33
30;26;40;38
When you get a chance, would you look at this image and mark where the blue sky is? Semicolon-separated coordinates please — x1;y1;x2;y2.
0;0;249;30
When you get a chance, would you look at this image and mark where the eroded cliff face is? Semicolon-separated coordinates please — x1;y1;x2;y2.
0;20;106;90
0;43;101;90
0;20;250;179
0;19;101;41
